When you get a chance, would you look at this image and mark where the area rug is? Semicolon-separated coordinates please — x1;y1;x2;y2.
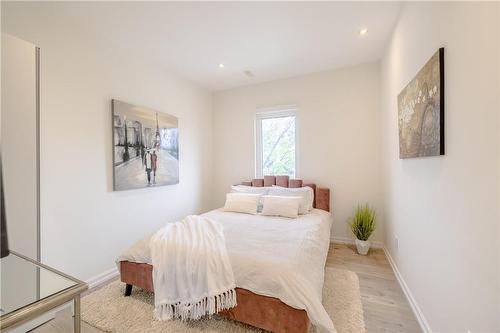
81;268;366;333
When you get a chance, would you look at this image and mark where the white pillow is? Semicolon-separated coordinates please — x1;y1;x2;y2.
231;185;271;212
223;193;261;215
261;195;301;219
268;186;314;214
230;185;271;195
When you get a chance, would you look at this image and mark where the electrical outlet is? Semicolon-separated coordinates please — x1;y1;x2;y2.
395;236;399;250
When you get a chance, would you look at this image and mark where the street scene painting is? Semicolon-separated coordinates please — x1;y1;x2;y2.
398;48;444;159
112;99;179;191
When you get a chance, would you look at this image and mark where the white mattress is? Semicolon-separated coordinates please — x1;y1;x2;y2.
117;208;335;332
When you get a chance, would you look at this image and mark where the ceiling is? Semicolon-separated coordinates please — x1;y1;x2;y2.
5;2;402;91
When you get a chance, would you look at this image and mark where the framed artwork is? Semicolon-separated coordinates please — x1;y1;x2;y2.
398;48;444;159
112;99;179;191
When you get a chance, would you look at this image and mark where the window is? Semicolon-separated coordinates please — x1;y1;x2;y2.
255;106;297;178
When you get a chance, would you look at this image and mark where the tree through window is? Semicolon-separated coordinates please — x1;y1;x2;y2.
256;108;296;177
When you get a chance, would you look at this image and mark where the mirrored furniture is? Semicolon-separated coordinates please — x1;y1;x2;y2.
0;251;88;332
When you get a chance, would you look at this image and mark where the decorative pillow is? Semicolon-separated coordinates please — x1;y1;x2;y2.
231;185;271;212
268;186;314;214
223;193;261;215
261;195;301;219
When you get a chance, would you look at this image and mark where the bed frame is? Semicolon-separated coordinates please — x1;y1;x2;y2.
120;175;330;333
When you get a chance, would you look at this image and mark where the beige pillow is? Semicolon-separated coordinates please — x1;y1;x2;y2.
230;185;271;212
261;195;301;219
269;186;314;214
223;193;261;215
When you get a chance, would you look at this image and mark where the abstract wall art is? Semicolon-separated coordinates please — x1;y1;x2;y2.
398;48;444;159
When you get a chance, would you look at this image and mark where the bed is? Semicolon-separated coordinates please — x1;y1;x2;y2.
117;176;333;333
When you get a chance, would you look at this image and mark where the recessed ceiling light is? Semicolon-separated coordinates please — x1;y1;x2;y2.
218;63;225;68
359;28;368;36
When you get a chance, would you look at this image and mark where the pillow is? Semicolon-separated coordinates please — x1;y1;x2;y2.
261;195;301;219
268;186;314;214
230;185;271;195
223;193;261;215
231;185;271;212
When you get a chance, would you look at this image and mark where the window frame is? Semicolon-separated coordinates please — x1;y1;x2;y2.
255;105;298;178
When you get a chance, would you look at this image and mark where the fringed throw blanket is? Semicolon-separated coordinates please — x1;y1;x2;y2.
150;215;237;321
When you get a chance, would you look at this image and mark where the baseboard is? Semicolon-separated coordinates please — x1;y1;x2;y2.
383;246;433;333
332;237;432;333
331;236;384;249
86;266;119;290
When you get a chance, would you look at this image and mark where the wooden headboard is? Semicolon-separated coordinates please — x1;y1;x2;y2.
241;175;330;212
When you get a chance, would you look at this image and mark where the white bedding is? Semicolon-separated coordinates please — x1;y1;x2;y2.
117;208;334;333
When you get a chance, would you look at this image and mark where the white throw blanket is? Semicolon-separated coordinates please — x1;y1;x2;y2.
150;215;237;321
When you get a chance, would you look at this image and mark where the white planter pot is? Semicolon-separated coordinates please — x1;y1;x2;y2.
355;238;371;255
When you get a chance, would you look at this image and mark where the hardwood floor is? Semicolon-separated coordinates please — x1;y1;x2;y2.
327;244;421;333
30;243;421;333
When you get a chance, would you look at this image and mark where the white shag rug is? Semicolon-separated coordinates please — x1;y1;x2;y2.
81;268;366;333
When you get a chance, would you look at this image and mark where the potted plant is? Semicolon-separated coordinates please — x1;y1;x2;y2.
349;204;376;255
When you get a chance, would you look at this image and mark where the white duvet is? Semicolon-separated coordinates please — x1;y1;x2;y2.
117;208;335;333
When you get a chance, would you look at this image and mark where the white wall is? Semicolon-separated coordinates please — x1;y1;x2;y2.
380;2;500;332
1;34;38;260
213;63;384;242
2;2;213;281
